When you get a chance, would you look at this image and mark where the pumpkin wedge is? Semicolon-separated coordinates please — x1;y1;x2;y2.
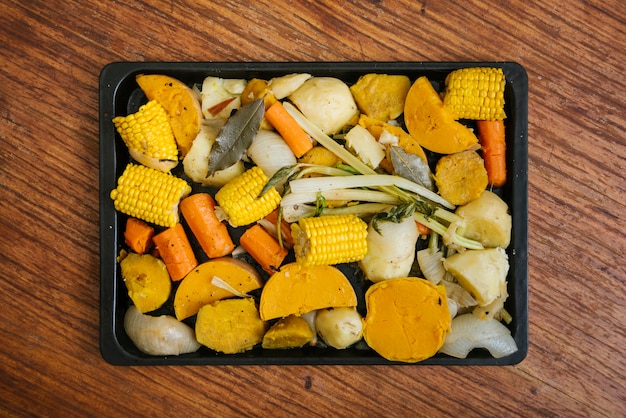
259;263;357;321
136;74;203;157
404;76;478;154
173;258;263;320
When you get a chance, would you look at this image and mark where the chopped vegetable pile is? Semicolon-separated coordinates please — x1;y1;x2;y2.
111;68;518;362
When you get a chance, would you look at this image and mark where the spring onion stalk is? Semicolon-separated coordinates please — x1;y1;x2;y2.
281;203;395;223
280;189;401;208
413;212;483;250
289;174;454;209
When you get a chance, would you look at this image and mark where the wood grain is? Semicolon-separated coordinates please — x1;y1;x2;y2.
1;0;624;416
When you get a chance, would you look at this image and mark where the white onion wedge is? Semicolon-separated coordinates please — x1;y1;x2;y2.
124;306;201;356
439;314;518;359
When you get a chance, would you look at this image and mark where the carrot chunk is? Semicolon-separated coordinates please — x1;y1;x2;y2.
124;217;155;254
240;224;289;275
180;193;235;258
477;120;507;187
264;101;314;158
152;223;198;281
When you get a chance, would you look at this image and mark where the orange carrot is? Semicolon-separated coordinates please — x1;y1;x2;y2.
240;224;289;275
180;193;235;258
264;100;314;158
123;217;154;254
262;209;293;249
477;120;507;187
152;223;198;281
415;221;430;236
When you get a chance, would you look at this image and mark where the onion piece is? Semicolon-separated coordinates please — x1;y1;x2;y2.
210;275;250;298
439;314;518;359
247;130;297;179
417;248;446;284
124;306;201;356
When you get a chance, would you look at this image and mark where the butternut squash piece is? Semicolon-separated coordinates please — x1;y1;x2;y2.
120;252;171;314
195;298;267;354
259;262;357;321
363;278;451;363
173;258;263;320
404;76;478;154
261;315;314;349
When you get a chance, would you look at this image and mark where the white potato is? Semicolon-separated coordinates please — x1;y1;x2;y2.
443;248;509;307
289;77;359;135
268;73;312;100
456;190;512;248
183;119;245;187
315;307;363;349
359;217;419;283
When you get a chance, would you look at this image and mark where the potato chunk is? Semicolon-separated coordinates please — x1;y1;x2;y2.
350;73;411;121
455;190;512;248
443;248;509;307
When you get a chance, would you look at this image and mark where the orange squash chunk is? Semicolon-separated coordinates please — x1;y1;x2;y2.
404;76;478;154
259;263;357;321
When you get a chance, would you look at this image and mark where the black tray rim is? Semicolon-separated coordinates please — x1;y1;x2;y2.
99;61;528;366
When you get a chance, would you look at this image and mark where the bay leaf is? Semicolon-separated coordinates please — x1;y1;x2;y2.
389;145;434;191
207;98;265;174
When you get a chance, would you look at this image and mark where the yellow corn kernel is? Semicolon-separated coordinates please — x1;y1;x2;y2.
110;163;191;227
112;100;178;170
291;214;368;267
215;166;281;227
443;67;506;120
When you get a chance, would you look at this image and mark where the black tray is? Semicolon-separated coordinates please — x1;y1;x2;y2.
99;62;528;366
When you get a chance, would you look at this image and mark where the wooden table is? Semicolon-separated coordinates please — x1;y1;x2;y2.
1;1;624;416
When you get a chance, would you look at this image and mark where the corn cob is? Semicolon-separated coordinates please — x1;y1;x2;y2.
443;67;506;120
291;214;368;267
112;100;179;172
110;163;191;227
215;166;281;227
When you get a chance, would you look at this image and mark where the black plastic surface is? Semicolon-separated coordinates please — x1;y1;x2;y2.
99;62;528;366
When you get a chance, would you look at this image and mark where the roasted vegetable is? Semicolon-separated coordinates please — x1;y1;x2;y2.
152;223;198;282
359;216;419;283
289;77;359;135
404;76;478;154
315;307;364;349
110;163;191;228
291;214;368;267
182;118;246;187
349;73;411;121
124;306;201;356
120;252;171;313
435;150;488;206
215;166;282;227
363;278;451;363
439;314;517;359
195;298;267;354
136;74;203;157
259;263;357;321
112;99;178;172
174;258;263;320
442;67;506;121
455;190;512;248
262;315;314;349
443;248;509;307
